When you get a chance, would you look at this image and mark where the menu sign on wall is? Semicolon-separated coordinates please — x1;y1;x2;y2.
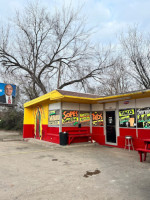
62;110;79;127
48;110;60;127
80;112;90;126
119;109;136;128
137;108;150;128
92;111;103;126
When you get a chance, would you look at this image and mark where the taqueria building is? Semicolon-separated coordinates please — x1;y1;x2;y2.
23;89;150;149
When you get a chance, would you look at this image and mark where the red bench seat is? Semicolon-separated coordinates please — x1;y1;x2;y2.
68;132;92;145
46;130;92;145
137;148;150;162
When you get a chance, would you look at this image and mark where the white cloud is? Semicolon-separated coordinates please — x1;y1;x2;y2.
0;0;150;44
95;21;128;43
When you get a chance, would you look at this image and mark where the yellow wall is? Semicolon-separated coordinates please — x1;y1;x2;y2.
24;107;34;125
41;103;49;124
24;103;49;125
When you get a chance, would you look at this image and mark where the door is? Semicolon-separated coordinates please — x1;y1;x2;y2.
106;111;116;143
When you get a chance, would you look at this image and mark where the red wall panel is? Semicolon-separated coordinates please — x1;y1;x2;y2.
118;128;147;149
44;134;59;144
47;127;59;134
23;124;150;148
41;125;48;140
92;127;105;145
23;124;34;138
118;128;136;149
44;126;59;143
138;129;150;139
136;129;150;149
119;128;137;137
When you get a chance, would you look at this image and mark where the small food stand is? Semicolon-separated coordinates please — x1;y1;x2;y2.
23;89;150;149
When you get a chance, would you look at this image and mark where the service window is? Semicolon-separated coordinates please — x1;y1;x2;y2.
92;111;103;126
137;108;150;128
119;109;136;128
48;110;60;127
62;110;79;127
80;111;90;126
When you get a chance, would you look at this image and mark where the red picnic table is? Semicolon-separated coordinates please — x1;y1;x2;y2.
137;139;150;162
143;139;150;149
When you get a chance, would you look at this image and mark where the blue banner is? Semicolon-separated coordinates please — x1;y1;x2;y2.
0;83;16;105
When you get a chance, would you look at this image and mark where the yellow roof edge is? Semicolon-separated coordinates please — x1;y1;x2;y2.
63;95;96;101
24;90;64;108
95;90;150;102
63;90;150;103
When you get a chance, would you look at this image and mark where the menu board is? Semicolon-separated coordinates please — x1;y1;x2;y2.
137;108;150;128
92;111;103;126
80;112;90;126
119;109;136;128
62;110;79;127
48;110;60;127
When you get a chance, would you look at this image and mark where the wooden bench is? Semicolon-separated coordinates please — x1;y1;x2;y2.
67;130;92;145
137;148;150;162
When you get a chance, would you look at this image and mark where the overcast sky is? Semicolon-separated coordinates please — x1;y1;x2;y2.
0;0;150;44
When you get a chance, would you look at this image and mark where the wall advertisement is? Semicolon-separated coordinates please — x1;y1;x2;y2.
119;109;136;128
92;111;103;126
0;83;16;105
62;110;79;127
80;111;90;126
48;110;60;127
137;107;150;128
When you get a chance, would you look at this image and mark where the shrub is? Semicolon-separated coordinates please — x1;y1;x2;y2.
0;108;23;131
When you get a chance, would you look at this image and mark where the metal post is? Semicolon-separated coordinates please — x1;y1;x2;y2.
59;102;62;132
90;104;92;134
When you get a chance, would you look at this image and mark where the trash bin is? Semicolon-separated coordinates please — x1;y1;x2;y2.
59;132;68;145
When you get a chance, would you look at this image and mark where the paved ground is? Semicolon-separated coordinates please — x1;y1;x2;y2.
0;130;22;141
0;131;150;200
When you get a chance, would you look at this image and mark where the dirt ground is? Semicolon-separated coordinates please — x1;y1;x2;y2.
0;130;150;200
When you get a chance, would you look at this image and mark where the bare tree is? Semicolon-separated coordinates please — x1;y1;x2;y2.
95;57;132;96
120;26;150;89
0;1;115;100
